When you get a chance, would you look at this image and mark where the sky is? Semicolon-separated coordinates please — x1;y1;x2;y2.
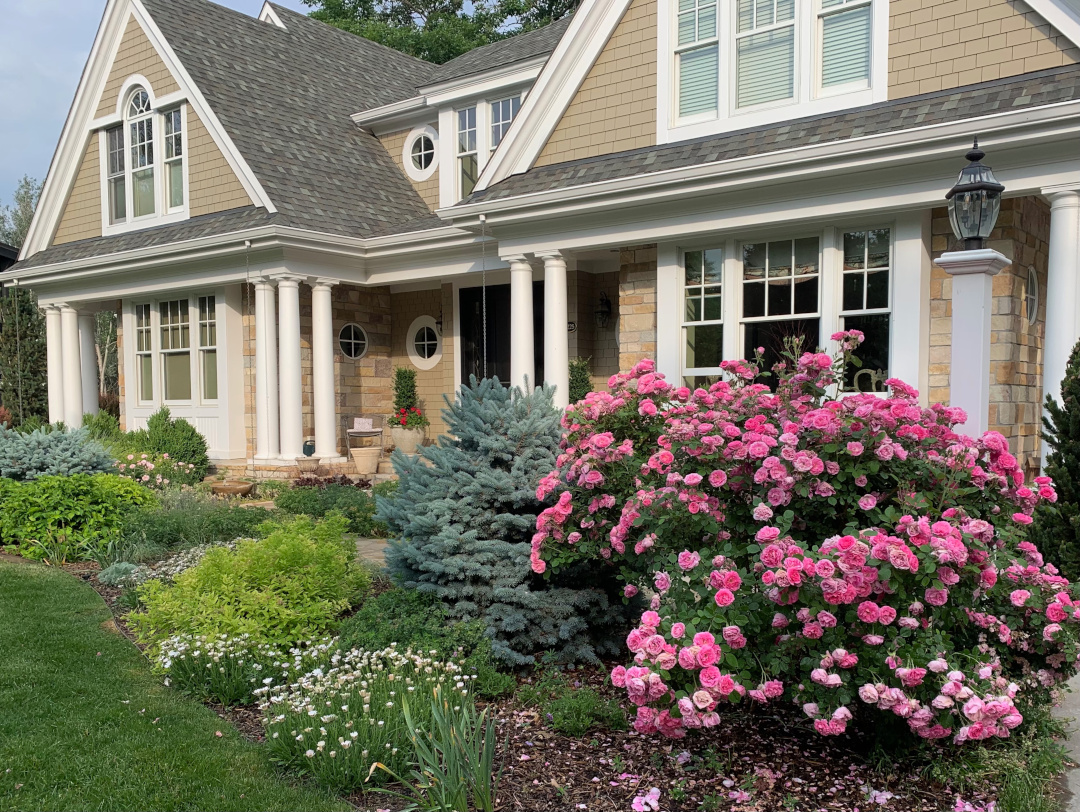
0;0;311;207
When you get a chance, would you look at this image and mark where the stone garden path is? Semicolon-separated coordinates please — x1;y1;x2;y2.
355;537;388;565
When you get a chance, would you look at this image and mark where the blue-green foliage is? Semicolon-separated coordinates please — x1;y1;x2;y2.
0;425;113;481
379;377;630;667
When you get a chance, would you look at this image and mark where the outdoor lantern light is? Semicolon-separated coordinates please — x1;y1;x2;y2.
946;138;1005;250
595;291;612;329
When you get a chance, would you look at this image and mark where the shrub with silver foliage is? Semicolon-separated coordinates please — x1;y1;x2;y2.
0;425;113;481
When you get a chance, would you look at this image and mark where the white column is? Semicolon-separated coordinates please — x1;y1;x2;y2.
1044;190;1080;407
254;280;280;460
277;277;304;459
541;252;570;410
59;305;83;428
508;256;535;391
311;279;338;459
45;306;64;424
892;210;933;403
78;313;98;417
938;249;1011;437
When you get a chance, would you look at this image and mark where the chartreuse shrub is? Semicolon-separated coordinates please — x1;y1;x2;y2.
533;333;1080;747
0;473;154;562
379;377;631;667
129;515;370;649
336;588;516;698
0;425;113;480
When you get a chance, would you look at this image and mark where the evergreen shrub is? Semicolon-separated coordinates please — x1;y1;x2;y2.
533;336;1078;745
568;357;592;404
1031;339;1080;580
380;377;631;667
129;515;370;648
0;473;154;561
144;407;210;482
0;425;113;481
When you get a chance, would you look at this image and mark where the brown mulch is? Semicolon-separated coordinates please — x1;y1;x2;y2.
17;553;1002;812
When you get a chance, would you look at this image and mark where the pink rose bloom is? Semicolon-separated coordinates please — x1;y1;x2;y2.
717;674;736;696
677;550;701;571
678;647;698;670
714;588;735;607
641;611;660;628
854;475;868;487
1043;623;1062;641
847;441;864;456
708;470;728;488
857;601;881;624
693;632;715;647
1010;589;1031;607
771;612;789;628
653;572;672;593
858;684;879;703
753;504;773;521
802;702;819;718
611;666;627;687
858;494;877;511
1047;603;1068;622
760;544;784;568
756;526;781;543
1012;512;1033;525
815;559;836;578
624;584;639;598
670;622;686;639
763;680;784;698
591;432;614;449
924;587;949;607
699;666;721;688
862;634;885;645
817;610;837;628
692;690;714;710
878;605;897;625
683;473;703;487
723;571;742;591
696;645;720;668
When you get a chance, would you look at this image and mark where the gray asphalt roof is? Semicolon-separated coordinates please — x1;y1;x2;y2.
14;207;277;271
426;16;573;86
465;63;1080;204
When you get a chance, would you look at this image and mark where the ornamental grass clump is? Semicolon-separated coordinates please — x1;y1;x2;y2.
156;634;337;706
532;332;1079;746
258;645;473;790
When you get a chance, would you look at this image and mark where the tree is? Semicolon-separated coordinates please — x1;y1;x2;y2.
1031;340;1080;580
378;377;631;666
95;311;118;396
0;288;48;425
498;0;577;31
0;175;43;249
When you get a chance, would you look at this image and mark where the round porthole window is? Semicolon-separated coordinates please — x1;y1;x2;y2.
1025;265;1039;325
411;136;434;170
402;125;438;182
338;323;368;359
407;315;441;370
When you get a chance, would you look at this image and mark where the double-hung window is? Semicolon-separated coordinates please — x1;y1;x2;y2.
135;304;153;402
107;127;126;224
819;0;872;91
676;0;719;118
457;107;478;198
163;108;184;211
683;248;725;381
128;90;156;219
159;299;191;402
740;238;820;372
198;296;218;401
840;228;891;391
736;0;796;109
490;96;521;150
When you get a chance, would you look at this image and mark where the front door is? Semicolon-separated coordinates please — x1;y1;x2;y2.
459;283;544;389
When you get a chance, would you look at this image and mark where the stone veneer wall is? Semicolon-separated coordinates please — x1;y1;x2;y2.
618;246;658;373
928;196;1049;471
390;285;455;439
569;270;621;392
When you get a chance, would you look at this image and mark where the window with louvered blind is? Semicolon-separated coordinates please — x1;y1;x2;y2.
735;0;795;109
676;0;720;117
820;0;872;90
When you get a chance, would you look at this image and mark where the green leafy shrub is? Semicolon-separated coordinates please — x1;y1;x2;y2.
117;490;268;560
98;561;138;586
0;473;155;561
129;515;370;648
275;480;388;536
143;407;210;482
381;377;630;667
82;410;121;443
517;668;627;737
568;357;592;404
337;588;515;698
0;426;113;481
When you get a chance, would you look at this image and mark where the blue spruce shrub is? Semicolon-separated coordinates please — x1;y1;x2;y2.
379;377;632;666
0;425;114;481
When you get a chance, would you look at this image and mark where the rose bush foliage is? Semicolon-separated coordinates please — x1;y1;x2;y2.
531;333;1078;746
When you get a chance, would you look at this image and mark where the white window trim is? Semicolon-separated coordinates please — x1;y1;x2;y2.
197;295;219;405
679;243;726;377
407;315;442;370
338;322;370;360
656;0;889;145
489;94;522;152
98;85;190;236
134;303;155;406
402;124;439;183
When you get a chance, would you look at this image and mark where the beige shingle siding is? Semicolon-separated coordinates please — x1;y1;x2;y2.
535;0;657;168
391;287;455;438
888;0;1080;98
187;107;253;217
377;129;440;212
97;14;180;117
53;136;103;245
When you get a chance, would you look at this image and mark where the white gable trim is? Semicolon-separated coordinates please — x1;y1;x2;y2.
1027;0;1080;50
259;2;287;29
20;0;275;260
474;0;634;191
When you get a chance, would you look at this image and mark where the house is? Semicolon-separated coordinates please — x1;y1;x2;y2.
5;0;1080;476
0;243;16;274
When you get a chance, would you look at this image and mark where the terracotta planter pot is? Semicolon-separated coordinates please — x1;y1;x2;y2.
390;426;425;455
350;447;381;475
295;456;321;476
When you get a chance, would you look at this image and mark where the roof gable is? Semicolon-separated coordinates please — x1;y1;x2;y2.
425;16;573;87
1027;0;1080;50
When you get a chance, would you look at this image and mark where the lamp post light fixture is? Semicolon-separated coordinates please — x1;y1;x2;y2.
945;138;1005;250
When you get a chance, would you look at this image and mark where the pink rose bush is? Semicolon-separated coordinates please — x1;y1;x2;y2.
532;334;1077;746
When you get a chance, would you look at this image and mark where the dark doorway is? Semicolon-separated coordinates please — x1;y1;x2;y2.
459;282;544;389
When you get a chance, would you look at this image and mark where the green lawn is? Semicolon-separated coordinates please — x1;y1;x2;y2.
0;560;353;812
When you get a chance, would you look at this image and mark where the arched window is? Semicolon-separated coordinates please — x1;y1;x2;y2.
104;84;185;226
